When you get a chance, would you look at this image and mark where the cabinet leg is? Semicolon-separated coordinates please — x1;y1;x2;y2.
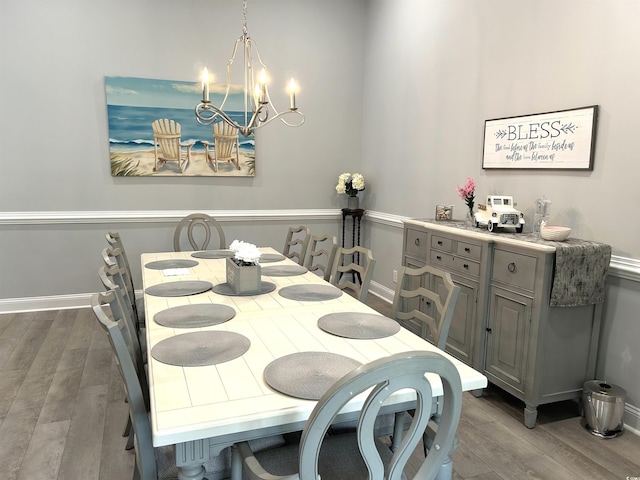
524;404;538;428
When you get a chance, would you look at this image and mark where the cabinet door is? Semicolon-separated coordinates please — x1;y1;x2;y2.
443;276;477;366
485;287;532;393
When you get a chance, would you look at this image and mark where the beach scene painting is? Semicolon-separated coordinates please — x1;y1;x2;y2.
105;76;255;176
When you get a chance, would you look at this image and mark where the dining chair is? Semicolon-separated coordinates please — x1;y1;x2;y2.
330;245;376;303
93;283;148;451
304;234;338;282
92;289;181;479
102;247;143;332
103;232;145;326
391;265;460;350
282;226;311;265
236;350;462;480
173;213;227;252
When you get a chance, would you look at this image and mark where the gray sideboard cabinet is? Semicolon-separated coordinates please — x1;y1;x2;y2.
401;219;609;428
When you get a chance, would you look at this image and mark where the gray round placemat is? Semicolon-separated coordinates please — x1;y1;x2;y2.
212;281;277;296
318;312;401;339
278;284;343;302
261;265;308;277
153;304;236;328
260;253;287;263
151;331;250;367
145;280;213;297
144;259;199;270
264;352;362;400
191;250;235;259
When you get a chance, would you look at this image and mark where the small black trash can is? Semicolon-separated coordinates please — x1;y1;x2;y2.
582;380;625;438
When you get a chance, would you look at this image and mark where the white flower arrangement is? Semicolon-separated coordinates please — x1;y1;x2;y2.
335;172;365;196
229;240;262;266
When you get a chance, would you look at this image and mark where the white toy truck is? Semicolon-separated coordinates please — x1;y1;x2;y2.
474;195;525;233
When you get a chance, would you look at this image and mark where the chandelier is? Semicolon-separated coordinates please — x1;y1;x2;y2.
194;0;304;137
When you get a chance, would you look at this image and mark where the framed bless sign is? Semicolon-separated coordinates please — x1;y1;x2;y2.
482;105;598;170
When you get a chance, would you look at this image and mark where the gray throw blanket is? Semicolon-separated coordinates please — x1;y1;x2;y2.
550;240;612;307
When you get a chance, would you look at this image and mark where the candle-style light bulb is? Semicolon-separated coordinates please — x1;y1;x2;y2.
201;68;210;102
258;68;267;103
288;78;297;110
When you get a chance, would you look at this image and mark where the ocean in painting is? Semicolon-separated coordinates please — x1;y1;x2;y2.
107;104;255;153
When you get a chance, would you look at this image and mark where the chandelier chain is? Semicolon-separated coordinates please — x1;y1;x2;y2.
242;0;248;37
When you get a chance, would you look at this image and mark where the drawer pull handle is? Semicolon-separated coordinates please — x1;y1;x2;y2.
463;263;469;269
464;247;470;253
486;328;492;333
415;238;420;246
437;240;443;246
436;255;442;261
508;262;517;273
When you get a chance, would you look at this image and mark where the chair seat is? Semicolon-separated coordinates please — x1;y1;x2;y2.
245;433;404;480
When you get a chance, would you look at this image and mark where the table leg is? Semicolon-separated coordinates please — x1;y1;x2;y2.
231;444;243;480
423;413;458;480
176;440;207;480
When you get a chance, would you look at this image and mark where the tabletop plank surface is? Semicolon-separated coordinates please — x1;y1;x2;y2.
142;249;487;448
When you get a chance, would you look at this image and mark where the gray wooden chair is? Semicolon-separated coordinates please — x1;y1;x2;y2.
236;351;462;480
282;226;311;266
330;245;376;303
391;265;460;350
92;289;180;479
102;247;142;332
173;213;226;252
92;282;148;451
304;234;338;282
105;232;145;325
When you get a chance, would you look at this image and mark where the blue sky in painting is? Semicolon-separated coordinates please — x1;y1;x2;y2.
104;76;244;111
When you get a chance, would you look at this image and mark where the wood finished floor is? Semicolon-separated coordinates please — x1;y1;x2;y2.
1;302;639;480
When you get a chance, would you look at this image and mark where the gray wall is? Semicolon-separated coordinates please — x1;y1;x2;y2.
1;0;638;430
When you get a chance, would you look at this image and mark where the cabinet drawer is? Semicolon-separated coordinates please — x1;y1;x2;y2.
492;249;537;291
429;252;480;277
431;235;453;252
450;256;480;276
430;250;454;270
405;228;428;258
456;241;482;260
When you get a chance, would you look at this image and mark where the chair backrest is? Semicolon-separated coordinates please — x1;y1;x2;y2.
282;226;311;266
330;245;376;302
102;246;140;330
298;351;462;480
173;213;226;252
91;290;156;480
105;231;133;287
96;271;147;395
152;118;182;160
391;265;461;350
305;234;338;282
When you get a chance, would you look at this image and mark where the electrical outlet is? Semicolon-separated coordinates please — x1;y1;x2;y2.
392;270;398;283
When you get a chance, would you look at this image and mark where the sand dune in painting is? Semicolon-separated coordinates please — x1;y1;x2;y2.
110;149;255;177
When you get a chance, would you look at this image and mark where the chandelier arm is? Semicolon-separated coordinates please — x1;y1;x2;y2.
255;109;305;129
195;102;240;131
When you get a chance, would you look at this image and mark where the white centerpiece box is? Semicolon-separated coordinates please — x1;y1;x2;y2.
226;240;262;295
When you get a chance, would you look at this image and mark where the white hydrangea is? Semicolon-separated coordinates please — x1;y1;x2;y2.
229;239;262;265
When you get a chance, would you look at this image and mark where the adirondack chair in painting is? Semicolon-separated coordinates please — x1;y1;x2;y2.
151;119;193;173
202;121;240;172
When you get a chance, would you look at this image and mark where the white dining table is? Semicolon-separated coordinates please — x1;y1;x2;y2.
141;248;487;480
